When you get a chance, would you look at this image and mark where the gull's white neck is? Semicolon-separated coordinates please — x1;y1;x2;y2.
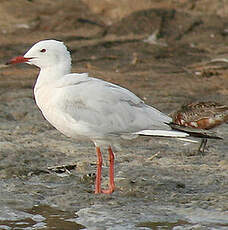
34;61;71;113
34;61;71;91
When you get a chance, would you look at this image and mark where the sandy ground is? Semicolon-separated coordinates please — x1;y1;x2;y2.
0;0;228;229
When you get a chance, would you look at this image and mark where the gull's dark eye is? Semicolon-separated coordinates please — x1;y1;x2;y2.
40;49;46;53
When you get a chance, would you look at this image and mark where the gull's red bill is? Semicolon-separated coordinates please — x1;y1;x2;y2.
6;56;32;65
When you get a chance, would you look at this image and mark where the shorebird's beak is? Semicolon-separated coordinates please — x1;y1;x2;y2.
6;56;32;65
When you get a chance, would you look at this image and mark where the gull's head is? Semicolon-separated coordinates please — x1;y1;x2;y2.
7;40;71;69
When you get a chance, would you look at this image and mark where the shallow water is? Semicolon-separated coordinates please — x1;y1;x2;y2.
1;203;228;230
0;205;84;230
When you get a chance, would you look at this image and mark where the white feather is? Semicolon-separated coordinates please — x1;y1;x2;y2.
177;138;199;143
134;130;189;138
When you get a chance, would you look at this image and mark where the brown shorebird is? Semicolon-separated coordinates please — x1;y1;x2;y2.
171;101;228;153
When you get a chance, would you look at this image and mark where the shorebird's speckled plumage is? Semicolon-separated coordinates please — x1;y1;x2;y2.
171;101;228;153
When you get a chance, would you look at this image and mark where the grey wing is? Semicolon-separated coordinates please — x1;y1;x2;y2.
55;76;172;136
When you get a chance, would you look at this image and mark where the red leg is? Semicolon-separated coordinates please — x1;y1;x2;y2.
95;147;102;194
102;146;115;194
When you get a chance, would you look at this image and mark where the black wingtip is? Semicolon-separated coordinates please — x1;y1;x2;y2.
168;122;223;140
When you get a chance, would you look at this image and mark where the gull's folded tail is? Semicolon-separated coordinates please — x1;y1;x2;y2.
134;130;189;138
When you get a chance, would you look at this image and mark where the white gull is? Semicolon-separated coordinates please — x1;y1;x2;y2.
7;40;195;194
